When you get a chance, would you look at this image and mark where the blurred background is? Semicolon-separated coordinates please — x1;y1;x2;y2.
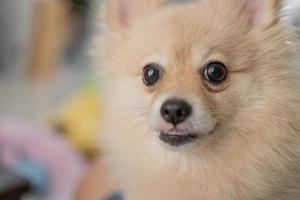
0;0;299;200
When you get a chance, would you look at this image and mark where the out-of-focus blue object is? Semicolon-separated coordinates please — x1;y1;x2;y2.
14;157;48;194
107;193;123;200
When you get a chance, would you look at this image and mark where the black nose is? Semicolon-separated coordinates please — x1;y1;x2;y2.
160;99;192;125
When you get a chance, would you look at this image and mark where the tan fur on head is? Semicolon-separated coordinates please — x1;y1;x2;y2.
96;0;300;199
105;0;168;31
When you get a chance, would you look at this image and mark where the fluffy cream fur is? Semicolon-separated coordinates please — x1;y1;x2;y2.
94;0;300;199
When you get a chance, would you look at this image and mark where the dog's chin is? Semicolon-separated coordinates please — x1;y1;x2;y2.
159;130;200;148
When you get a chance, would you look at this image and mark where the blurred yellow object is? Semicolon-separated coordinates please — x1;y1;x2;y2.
54;87;101;157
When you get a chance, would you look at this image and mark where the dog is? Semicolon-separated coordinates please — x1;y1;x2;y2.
94;0;300;199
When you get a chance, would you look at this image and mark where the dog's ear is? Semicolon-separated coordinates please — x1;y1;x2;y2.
105;0;168;32
242;0;282;28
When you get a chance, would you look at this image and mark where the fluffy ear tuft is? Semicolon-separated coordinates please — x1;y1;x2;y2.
105;0;167;32
242;0;282;28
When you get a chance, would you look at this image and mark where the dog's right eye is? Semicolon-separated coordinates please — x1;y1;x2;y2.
143;63;163;86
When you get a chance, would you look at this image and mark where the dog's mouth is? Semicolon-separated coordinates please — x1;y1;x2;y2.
159;131;199;147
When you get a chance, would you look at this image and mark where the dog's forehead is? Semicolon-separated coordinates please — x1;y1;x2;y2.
130;5;248;69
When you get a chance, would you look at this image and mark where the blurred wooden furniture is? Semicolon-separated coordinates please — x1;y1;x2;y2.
28;0;70;79
0;164;31;200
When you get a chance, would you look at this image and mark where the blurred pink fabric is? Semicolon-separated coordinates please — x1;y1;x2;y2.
0;118;87;200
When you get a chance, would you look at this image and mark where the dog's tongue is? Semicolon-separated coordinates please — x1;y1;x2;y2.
167;130;189;136
159;124;191;136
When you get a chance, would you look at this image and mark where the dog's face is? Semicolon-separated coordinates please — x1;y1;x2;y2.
99;0;292;152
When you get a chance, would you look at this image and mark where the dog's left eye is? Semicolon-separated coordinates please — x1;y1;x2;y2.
143;63;163;86
203;62;227;84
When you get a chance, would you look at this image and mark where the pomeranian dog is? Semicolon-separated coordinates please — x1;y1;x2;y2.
95;0;300;199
